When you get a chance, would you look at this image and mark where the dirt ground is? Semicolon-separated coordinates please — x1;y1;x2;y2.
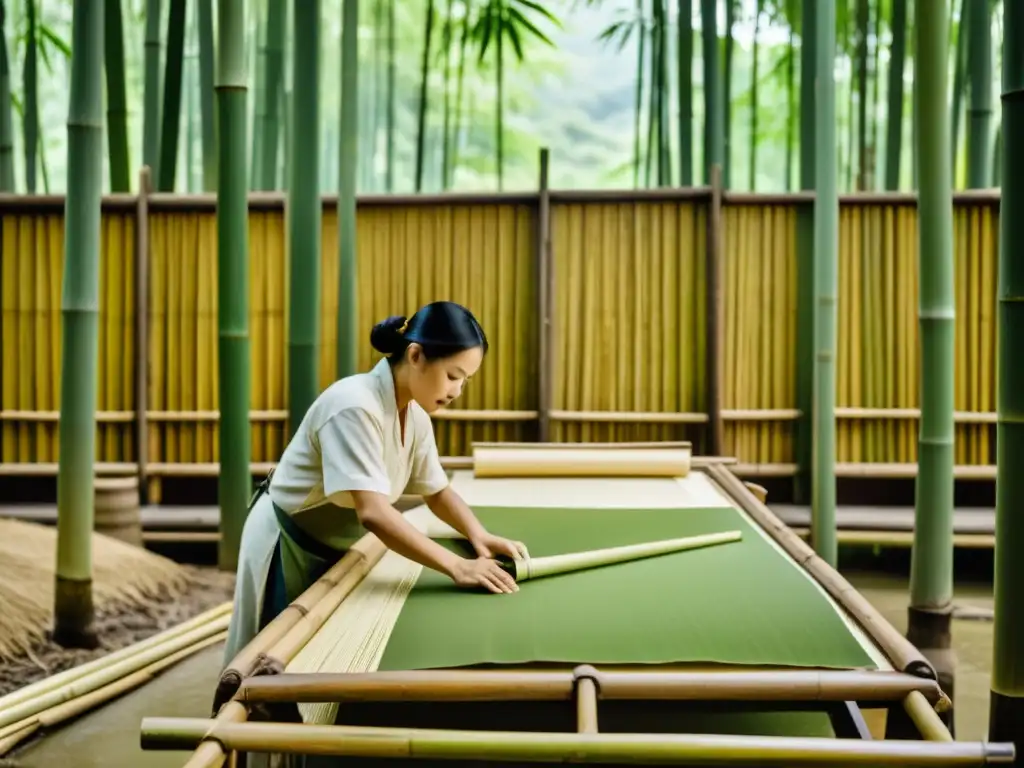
0;565;235;699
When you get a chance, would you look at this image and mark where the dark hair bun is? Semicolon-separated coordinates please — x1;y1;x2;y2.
370;315;407;355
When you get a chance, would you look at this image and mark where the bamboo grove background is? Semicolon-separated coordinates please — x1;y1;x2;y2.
0;181;1001;503
0;0;1010;504
0;0;1009;197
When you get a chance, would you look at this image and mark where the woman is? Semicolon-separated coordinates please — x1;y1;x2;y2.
222;300;528;666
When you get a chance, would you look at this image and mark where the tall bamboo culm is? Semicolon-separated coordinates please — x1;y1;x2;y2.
288;0;321;435
216;0;252;571
990;0;1024;749
336;0;359;380
908;0;957;732
811;0;837;567
53;0;105;648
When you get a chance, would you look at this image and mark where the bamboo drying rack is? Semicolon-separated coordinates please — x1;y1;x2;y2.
139;456;1013;768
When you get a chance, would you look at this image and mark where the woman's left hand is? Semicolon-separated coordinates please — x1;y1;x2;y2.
471;531;529;561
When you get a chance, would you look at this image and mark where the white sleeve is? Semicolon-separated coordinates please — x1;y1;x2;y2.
405;413;450;497
317;408;392;498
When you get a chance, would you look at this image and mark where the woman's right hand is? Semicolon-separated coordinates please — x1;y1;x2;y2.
449;557;519;594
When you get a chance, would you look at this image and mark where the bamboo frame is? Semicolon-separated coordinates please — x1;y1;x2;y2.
159;462;982;767
141;717;1015;765
235;668;949;708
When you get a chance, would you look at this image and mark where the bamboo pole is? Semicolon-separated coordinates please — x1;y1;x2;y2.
195;537;390;768
135;166;151;502
0;612;230;733
141;717;1016;765
215;0;252;571
908;0;957;729
286;0;321;437
213;540;387;709
537;147;552;443
52;0;105;649
811;0;838;568
706;163;724;455
0;631;226;758
236;669;948;707
990;0;1024;750
904;691;954;742
0;602;230;714
335;0;359;379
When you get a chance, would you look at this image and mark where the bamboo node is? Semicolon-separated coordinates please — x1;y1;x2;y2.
572;664;602;696
212;670;243;715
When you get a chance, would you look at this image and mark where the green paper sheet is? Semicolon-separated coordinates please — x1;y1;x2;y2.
377;506;877;672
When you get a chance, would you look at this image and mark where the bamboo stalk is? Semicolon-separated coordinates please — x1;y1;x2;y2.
215;0;252;571
0;631;226;757
990;1;1024;746
237;669;947;706
141;717;1016;764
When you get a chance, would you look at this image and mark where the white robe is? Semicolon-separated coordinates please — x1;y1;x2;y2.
221;358;450;667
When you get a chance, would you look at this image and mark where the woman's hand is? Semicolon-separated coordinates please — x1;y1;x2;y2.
470;531;529;561
450;557;519;594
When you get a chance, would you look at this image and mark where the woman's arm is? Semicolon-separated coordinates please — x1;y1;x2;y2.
349;489;518;594
422;485;487;541
349;489;464;576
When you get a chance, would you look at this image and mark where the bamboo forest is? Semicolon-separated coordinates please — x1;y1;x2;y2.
0;0;1022;766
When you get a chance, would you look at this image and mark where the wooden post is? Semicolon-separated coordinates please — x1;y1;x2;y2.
705;164;724;456
536;148;552;444
134;166;151;504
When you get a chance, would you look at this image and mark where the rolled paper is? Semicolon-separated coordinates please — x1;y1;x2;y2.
472;446;692;479
507;530;742;582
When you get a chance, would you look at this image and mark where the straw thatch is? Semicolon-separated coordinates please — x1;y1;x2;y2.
0;517;192;661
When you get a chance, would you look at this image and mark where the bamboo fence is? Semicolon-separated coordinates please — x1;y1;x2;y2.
0;168;1001;503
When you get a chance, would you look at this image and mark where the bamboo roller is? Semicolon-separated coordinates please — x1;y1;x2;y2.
471;445;692;478
505;530;743;581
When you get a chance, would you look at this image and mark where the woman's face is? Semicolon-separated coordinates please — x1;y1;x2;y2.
405;345;484;414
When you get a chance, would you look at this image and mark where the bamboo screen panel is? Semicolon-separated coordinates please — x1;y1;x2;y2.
320;202;538;457
836;200;998;468
720;203;799;467
1;211;136;467
147;209;289;472
548;200;707;445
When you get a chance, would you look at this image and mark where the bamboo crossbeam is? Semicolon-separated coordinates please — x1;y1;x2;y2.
791;529;996;550
0;188;1004;213
0;459;998;481
0;407;1002;424
140;717;1015;765
236;669;948;707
